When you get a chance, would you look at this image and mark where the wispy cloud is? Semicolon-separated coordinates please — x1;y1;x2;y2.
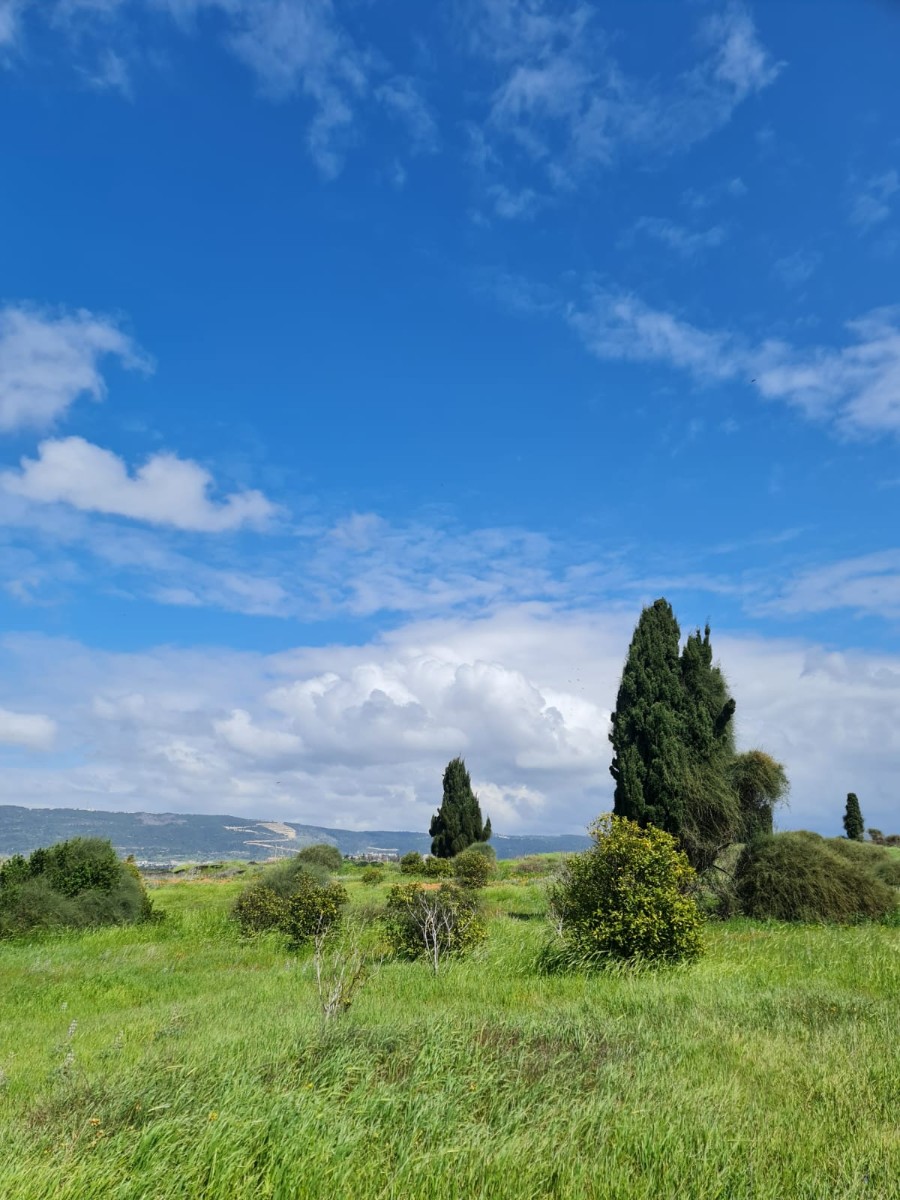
375;76;439;155
682;176;747;210
629;216;727;258
772;248;822;289
849;168;899;231
464;0;782;208
569;289;900;437
763;550;900;620
0;0;25;54
0;305;150;433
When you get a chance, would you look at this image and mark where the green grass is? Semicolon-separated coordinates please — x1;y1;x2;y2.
1;875;898;1199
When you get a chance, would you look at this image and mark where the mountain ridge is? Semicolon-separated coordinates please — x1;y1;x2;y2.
0;805;591;863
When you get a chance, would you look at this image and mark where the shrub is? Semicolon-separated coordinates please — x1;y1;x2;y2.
825;836;900;887
453;847;496;889
283;875;348;946
0;838;153;938
399;851;424;875
546;815;703;967
383;882;486;971
232;885;289;935
734;832;897;923
360;867;383;887
295;844;344;872
258;856;329;898
422;856;453;879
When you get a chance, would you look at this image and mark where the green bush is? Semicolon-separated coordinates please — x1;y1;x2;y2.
824;836;900;887
0;838;154;938
734;833;897;923
546;815;703;967
295;843;343;872
422;856;453;879
399;851;424;875
283;875;348;945
383;882;486;971
258;856;329;898
360;867;383;887
453;847;496;889
232;885;289;934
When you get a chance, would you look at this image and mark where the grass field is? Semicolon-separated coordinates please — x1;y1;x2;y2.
1;868;898;1199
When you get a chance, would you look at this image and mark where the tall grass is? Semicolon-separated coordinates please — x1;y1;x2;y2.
1;875;898;1199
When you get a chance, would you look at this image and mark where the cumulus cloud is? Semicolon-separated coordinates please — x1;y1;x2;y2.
1;436;276;532
1;605;899;834
0;305;149;433
0;706;56;750
569;290;900;437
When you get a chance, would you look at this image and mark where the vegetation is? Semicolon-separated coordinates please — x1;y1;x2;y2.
0;869;898;1199
546;815;703;967
0;839;152;938
399;851;424;875
383;882;486;972
429;757;491;858
422;855;453;879
734;832;897;923
453;846;497;889
295;843;344;872
610;598;787;871
843;792;864;841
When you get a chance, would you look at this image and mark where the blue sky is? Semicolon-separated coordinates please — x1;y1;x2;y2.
0;0;898;836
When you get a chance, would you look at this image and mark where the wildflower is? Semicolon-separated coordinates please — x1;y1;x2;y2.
208;1112;218;1121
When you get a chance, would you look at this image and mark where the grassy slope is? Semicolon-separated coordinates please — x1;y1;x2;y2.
1;873;898;1200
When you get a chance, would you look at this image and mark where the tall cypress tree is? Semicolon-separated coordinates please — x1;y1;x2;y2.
430;757;491;858
610;599;752;870
610;599;688;834
843;793;864;841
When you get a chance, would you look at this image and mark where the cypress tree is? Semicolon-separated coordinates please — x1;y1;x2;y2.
843;793;864;841
610;598;687;833
429;757;490;858
610;599;766;871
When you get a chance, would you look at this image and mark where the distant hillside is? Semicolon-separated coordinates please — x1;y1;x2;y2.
0;805;591;863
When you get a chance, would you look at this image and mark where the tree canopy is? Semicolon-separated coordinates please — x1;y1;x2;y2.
843;793;864;841
429;757;491;858
610;598;787;870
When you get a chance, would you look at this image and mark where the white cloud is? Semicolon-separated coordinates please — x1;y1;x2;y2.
466;0;781;202
0;0;25;52
2;606;900;835
1;436;276;532
85;47;132;96
682;176;747;210
0;706;56;750
225;0;368;178
375;76;439;154
0;305;149;433
772;248;821;289
763;550;900;620
569;289;900;436
630;217;727;258
849;169;899;231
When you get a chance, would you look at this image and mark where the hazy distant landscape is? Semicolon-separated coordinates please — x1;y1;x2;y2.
0;805;591;863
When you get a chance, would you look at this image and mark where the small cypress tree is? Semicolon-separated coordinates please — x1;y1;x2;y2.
429;757;490;858
843;793;864;841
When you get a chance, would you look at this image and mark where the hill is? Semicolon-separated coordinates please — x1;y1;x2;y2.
0;805;591;863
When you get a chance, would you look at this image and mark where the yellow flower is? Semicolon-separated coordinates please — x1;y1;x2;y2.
208;1112;218;1121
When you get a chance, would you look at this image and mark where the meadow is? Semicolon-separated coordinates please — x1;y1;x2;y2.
1;863;898;1200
